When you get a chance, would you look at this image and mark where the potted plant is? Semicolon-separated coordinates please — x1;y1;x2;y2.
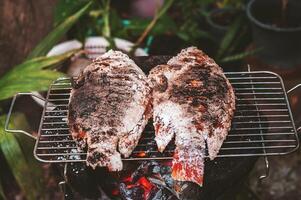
206;0;243;40
247;0;301;68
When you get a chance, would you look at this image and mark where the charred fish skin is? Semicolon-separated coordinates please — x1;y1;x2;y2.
149;47;235;186
68;50;152;171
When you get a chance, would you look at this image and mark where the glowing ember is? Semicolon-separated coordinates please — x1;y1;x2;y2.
137;152;146;157
121;176;155;199
123;176;133;183
111;189;119;196
138;177;154;197
110;161;177;200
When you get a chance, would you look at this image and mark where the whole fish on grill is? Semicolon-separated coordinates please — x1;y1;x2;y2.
68;50;152;171
149;47;235;186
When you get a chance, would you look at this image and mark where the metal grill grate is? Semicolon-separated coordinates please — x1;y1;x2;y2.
34;71;299;163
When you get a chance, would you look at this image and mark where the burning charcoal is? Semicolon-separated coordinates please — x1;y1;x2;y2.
131;161;160;182
162;174;174;188
148;177;179;199
160;165;171;175
119;183;144;200
152;165;161;174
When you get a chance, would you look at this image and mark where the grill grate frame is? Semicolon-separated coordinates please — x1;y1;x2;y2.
33;71;300;163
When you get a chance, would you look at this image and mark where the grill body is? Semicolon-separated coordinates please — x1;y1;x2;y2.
34;71;299;163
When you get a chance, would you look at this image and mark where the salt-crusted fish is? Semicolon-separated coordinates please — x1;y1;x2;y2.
149;47;235;186
68;50;152;171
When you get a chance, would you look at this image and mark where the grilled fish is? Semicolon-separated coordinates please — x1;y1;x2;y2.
149;47;235;186
68;50;152;171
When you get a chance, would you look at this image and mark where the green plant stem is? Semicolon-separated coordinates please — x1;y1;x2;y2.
227;26;247;55
135;17;158;47
102;0;111;38
216;16;243;61
221;48;262;63
131;0;174;54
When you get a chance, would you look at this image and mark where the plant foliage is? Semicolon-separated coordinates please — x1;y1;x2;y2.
0;2;91;199
0;51;76;101
27;1;92;59
0;182;5;200
0;114;44;200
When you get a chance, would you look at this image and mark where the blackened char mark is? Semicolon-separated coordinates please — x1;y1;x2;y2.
171;65;229;104
69;87;99;118
71;75;85;89
99;73;110;86
152;74;168;93
68;104;77;123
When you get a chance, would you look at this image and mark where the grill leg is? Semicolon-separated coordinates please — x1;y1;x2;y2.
258;155;270;181
58;163;74;200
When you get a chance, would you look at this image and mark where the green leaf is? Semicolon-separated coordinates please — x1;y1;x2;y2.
109;10;123;36
27;1;92;59
216;16;243;60
177;22;213;42
221;48;262;63
54;0;91;26
0;182;5;200
226;26;247;55
0;114;44;200
0;71;62;101
156;0;175;19
12;50;76;73
132;0;175;52
101;0;111;38
0;51;74;101
152;15;177;35
121;15;177;38
117;19;149;36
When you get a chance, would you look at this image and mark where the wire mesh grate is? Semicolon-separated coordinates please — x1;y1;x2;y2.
34;71;299;163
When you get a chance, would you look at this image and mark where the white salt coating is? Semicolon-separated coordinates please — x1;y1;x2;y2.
70;50;151;171
153;101;190;151
153;102;206;156
93;49;146;76
168;47;218;69
168;47;235;160
92;50;151;145
150;46;235;186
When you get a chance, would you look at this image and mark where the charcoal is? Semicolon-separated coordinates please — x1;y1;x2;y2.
148;187;169;200
175;182;202;200
131;161;159;182
160;165;171;175
119;183;144;200
162;174;174;188
151;165;161;174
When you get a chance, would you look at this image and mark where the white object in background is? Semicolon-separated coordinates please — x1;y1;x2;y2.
32;37;148;107
47;40;83;57
84;37;147;59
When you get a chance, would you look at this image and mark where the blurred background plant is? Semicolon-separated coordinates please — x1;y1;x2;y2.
53;0;256;63
0;0;256;198
216;0;244;9
0;2;92;199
